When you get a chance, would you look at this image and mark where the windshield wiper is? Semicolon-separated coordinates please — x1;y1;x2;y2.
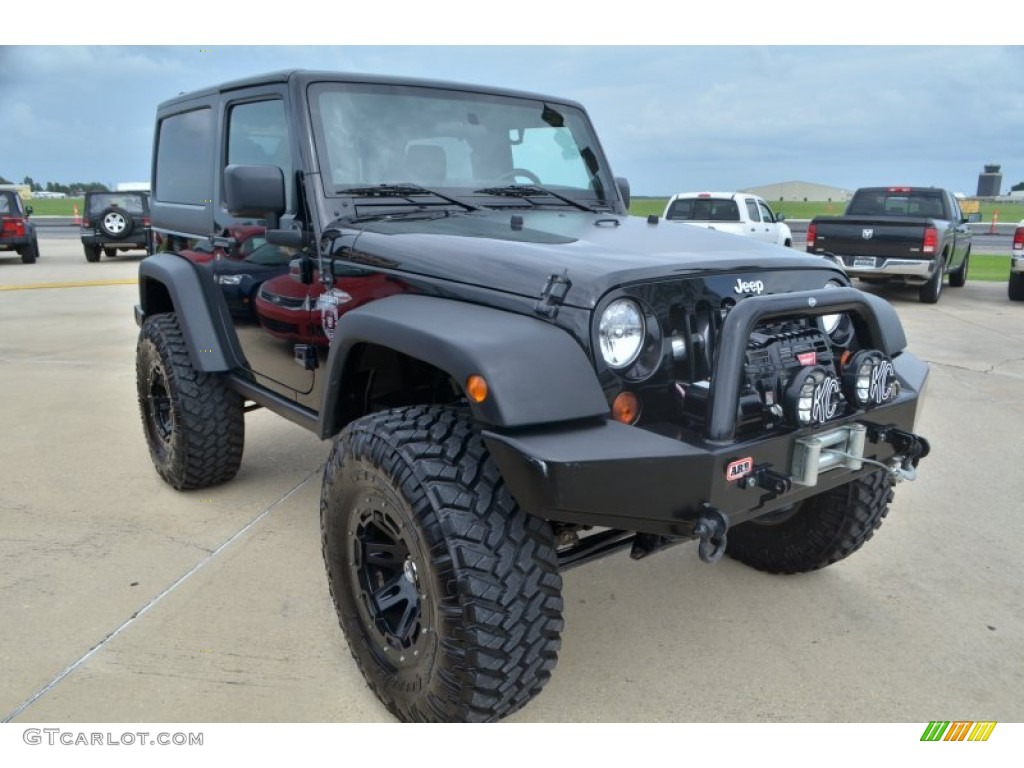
339;184;483;212
473;184;604;213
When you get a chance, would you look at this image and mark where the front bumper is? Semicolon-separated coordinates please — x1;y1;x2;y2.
486;354;926;536
485;286;929;537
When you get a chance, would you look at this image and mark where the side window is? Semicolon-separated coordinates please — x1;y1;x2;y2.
155;108;214;204
757;201;775;222
745;199;761;222
227;100;293;209
949;195;962;222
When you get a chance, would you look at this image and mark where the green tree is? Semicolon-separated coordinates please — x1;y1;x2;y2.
1012;181;1024;193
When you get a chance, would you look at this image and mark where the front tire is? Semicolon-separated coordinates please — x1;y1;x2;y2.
321;406;564;722
726;470;894;574
136;314;244;489
104;247;117;258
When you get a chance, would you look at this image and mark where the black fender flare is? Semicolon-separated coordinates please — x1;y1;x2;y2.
137;253;245;372
319;294;608;435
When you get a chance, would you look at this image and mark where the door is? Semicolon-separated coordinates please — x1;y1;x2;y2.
214;91;316;396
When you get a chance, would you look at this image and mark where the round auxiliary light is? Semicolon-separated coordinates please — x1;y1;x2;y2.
785;366;841;427
820;280;844;335
842;350;897;408
599;299;645;370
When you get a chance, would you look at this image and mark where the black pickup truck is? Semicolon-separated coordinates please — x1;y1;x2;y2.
806;186;974;303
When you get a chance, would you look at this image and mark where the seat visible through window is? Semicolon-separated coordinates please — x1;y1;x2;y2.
404;145;447;184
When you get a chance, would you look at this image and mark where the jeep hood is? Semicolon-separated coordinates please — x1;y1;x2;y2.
342;211;842;308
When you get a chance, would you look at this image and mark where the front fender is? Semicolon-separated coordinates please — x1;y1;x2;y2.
320;294;608;434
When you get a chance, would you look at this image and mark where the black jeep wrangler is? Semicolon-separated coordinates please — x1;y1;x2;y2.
81;190;151;262
135;71;931;722
0;190;39;263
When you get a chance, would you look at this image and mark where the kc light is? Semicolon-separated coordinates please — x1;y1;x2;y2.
599;299;645;369
842;350;897;408
785;366;841;427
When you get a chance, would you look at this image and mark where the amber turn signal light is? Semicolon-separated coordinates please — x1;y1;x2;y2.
612;391;640;424
466;375;489;403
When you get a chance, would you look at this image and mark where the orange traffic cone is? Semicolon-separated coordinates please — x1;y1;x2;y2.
73;204;82;225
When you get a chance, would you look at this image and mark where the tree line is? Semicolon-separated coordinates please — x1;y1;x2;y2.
0;174;110;195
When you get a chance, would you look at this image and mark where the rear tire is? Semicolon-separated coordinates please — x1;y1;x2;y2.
949;249;969;288
1009;272;1024;301
918;256;945;303
19;240;38;264
84;245;101;263
136;314;245;489
321;406;564;722
726;470;894;574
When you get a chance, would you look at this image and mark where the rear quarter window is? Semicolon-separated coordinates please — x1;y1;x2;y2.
155;108;214;204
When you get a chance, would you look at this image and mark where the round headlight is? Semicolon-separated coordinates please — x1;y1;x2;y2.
599;299;645;369
820;280;844;335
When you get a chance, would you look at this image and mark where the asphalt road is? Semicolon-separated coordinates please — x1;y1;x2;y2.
1;235;1022;723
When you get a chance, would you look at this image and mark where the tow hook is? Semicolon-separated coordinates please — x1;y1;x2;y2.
694;504;729;564
867;425;931;484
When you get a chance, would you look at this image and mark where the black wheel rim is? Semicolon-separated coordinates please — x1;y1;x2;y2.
349;500;428;665
146;365;173;445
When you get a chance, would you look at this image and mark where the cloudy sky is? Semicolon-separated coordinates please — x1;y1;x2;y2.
2;38;1022;197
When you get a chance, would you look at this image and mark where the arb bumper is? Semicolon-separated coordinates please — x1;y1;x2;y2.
484;287;930;539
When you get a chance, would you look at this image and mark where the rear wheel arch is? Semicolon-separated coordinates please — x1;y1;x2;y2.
137;254;244;372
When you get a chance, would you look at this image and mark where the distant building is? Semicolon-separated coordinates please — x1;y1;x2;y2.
31;191;68;199
976;164;1002;197
0;183;32;202
115;182;151;192
739;181;853;202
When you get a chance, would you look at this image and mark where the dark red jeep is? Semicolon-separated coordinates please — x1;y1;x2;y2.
0;191;39;264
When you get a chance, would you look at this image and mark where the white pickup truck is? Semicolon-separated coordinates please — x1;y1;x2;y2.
663;192;793;247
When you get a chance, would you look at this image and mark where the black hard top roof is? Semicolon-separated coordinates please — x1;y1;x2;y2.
157;69;584;112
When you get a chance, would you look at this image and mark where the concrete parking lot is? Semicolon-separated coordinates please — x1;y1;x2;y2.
1;234;1022;723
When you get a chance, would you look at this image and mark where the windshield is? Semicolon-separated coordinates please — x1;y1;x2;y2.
309;82;612;203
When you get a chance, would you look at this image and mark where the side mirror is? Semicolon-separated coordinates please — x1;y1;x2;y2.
776;212;786;222
224;164;285;226
966;213;982;223
615;176;631;210
25;205;33;216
